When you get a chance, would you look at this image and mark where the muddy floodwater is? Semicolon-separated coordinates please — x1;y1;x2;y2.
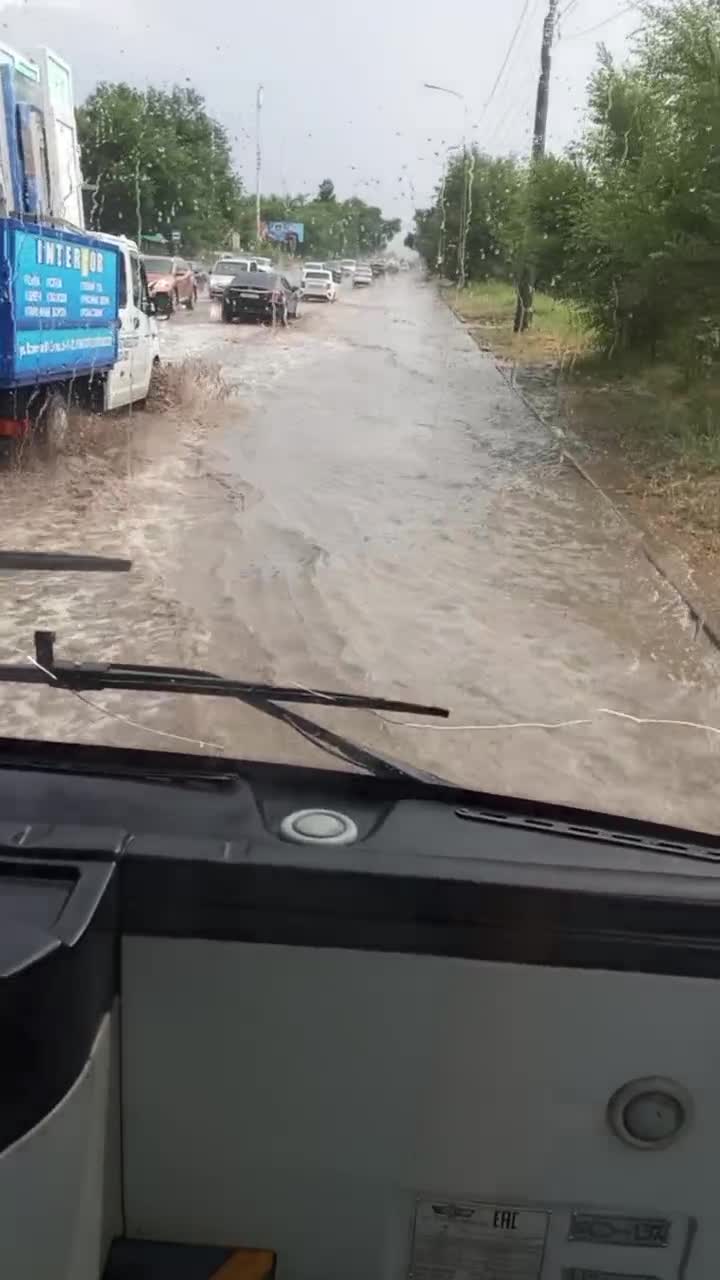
2;275;720;830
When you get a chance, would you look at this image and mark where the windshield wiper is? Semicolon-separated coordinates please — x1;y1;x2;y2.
0;551;132;573
0;631;449;782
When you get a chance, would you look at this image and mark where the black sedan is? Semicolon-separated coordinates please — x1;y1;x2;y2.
221;271;300;324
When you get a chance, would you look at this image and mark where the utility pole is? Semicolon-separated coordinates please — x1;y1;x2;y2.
255;83;263;243
514;0;559;332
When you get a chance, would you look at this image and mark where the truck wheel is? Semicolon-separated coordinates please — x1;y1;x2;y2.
36;391;69;449
137;357;161;409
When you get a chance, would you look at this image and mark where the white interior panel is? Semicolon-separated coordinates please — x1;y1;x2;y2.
0;1009;118;1280
122;939;718;1279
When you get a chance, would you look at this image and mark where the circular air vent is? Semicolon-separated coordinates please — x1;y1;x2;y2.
280;808;358;845
607;1077;691;1149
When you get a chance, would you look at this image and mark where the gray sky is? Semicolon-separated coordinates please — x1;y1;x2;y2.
3;0;641;227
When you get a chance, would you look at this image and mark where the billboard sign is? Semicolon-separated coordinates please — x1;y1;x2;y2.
263;220;304;247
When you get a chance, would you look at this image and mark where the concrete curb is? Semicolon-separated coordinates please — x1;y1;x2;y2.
447;294;720;652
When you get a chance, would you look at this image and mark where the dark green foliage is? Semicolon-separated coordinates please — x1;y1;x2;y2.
77;83;243;251
410;0;720;375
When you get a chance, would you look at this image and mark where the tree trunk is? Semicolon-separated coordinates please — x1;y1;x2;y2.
513;270;533;333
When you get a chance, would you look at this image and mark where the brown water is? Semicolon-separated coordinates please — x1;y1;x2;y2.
2;276;719;830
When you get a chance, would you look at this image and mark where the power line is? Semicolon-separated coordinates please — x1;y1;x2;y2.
564;2;638;39
558;0;583;21
477;0;534;125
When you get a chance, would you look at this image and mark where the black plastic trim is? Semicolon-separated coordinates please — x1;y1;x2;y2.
0;859;117;1151
121;852;720;978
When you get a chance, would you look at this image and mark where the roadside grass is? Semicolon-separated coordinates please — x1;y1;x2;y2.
446;278;720;544
446;279;594;364
560;359;720;543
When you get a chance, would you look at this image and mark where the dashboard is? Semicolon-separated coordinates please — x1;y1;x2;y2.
1;735;720;1280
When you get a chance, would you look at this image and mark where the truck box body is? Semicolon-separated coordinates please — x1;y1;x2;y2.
0;43;158;430
0;43;84;227
0;218;120;388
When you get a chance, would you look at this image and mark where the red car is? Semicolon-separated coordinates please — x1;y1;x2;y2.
142;255;197;316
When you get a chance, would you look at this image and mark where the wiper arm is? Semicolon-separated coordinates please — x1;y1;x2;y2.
0;631;449;781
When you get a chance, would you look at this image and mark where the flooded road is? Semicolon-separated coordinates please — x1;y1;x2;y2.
2;274;720;830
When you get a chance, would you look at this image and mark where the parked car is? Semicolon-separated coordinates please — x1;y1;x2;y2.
142;255;197;315
220;270;299;324
370;260;386;277
340;259;357;277
209;257;272;299
325;262;343;283
352;265;373;288
301;268;338;303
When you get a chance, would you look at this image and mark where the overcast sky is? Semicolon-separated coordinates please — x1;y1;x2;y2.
2;0;640;227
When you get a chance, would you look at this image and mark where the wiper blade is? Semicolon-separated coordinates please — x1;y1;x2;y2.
0;551;131;573
0;631;449;782
2;632;448;718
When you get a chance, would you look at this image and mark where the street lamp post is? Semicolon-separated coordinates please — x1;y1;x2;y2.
423;82;469;287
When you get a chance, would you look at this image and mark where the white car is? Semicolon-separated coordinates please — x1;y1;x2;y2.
301;268;337;302
352;266;373;287
304;261;325;271
209;257;272;298
340;259;357;277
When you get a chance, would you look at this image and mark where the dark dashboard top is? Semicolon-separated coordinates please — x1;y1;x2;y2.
0;733;718;884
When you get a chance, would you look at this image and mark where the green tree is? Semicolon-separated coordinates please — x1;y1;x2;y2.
412;150;522;282
77;82;243;252
317;178;336;202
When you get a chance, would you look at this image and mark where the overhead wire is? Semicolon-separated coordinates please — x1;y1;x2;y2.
477;0;534;128
557;0;584;22
564;2;639;39
478;0;545;149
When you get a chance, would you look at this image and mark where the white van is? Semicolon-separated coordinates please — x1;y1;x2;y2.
95;233;161;410
209;256;272;298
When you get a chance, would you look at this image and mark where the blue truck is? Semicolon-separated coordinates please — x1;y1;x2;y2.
0;45;158;444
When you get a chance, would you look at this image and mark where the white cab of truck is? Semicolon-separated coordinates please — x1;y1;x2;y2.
97;233;160;409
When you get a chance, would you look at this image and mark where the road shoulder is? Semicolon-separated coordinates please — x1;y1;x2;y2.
445;283;720;652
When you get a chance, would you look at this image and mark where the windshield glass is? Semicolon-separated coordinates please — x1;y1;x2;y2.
142;257;173;273
230;272;277;287
3;0;720;831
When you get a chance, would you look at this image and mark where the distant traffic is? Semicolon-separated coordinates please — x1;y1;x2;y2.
141;250;409;327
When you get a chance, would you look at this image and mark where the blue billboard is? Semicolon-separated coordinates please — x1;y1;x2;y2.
263;220;305;246
0;219;120;385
